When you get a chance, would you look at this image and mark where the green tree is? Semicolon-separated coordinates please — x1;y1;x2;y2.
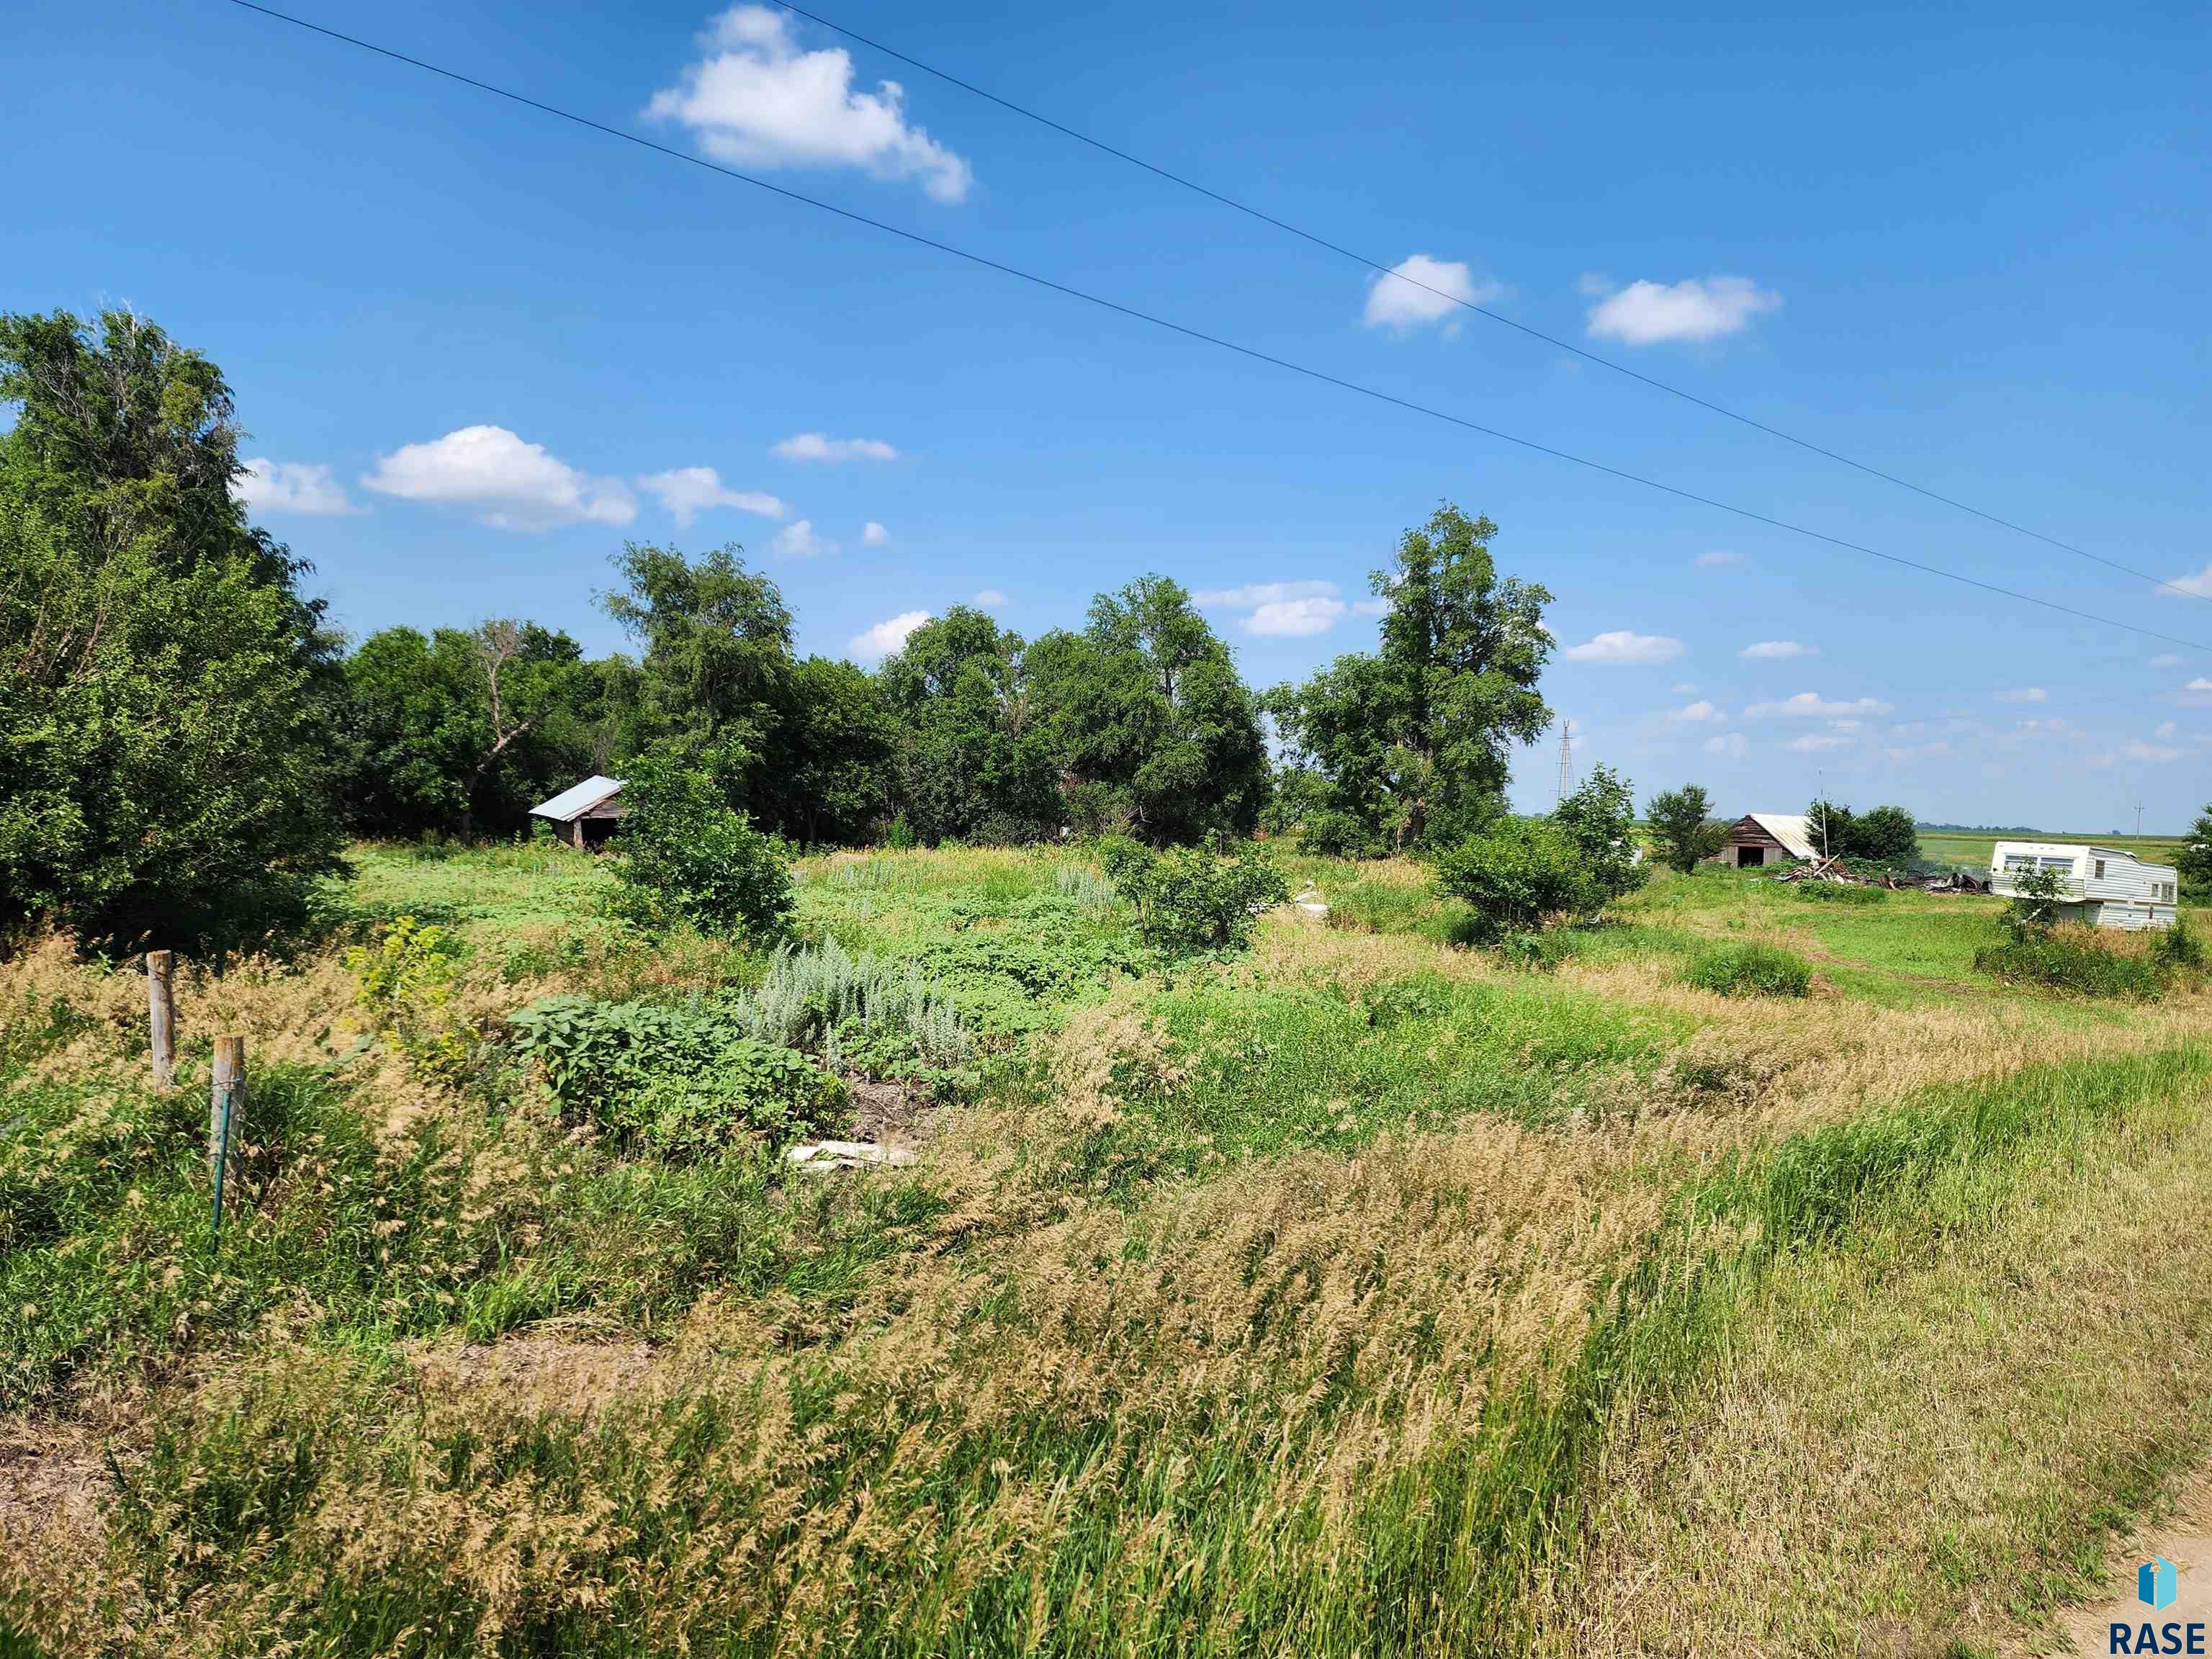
601;542;793;800
2181;804;2212;892
1849;804;1920;866
1269;504;1552;851
1434;819;1596;942
773;656;899;846
0;309;345;952
1028;575;1267;843
1646;783;1730;873
1805;798;1854;860
608;747;793;941
341;620;603;839
1552;764;1647;903
876;608;1059;842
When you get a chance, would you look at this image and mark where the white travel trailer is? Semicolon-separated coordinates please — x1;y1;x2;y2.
1987;841;2180;931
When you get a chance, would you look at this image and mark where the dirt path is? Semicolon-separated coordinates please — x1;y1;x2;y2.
2018;1475;2212;1656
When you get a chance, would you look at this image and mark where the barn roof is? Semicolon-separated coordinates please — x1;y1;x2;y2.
1745;812;1819;860
529;775;625;822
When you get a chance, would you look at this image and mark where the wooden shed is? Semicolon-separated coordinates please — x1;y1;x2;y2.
1712;811;1819;869
530;775;627;850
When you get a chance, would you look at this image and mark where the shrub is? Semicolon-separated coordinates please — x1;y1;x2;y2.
1974;932;2168;999
739;937;975;1073
2001;863;2068;942
1494;929;1583;972
1300;807;1389;860
1645;783;1729;874
608;748;794;942
1554;765;1647;903
1684;943;1812;998
1100;838;1290;956
508;996;843;1156
1432;819;1596;943
883;811;917;850
342;914;471;1079
1053;863;1120;912
2153;919;2206;974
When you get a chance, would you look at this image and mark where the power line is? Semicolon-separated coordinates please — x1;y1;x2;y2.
219;0;2212;660
762;0;2206;608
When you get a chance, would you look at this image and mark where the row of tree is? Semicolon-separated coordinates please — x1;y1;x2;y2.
2;310;1568;952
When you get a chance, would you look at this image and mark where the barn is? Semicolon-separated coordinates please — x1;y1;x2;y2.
1712;812;1820;869
530;775;627;850
1989;841;2180;930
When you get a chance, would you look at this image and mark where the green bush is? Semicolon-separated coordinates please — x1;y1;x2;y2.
1684;942;1812;998
2153;919;2206;974
1300;807;1389;860
1973;932;2168;999
509;996;843;1156
1493;928;1584;972
608;748;794;942
1100;838;1290;956
1432;819;1596;943
1792;881;1887;906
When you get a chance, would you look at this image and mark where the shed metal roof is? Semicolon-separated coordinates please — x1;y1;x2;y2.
1745;812;1819;860
529;775;625;822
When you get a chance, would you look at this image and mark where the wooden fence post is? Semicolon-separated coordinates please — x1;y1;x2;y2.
209;1036;246;1234
146;950;176;1091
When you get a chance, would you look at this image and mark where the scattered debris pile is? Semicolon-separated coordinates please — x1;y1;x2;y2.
1772;858;1989;894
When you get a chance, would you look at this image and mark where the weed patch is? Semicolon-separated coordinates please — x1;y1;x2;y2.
1684;942;1812;998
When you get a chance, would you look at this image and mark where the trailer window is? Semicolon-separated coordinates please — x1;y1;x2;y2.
2094;858;2105;879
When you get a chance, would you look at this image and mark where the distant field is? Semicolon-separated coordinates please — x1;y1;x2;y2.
1917;828;2189;871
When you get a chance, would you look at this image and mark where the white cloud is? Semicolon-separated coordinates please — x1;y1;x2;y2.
1696;549;1740;567
1668;699;1725;723
1246;597;1347;637
2188;678;2212;693
233;457;359;516
1740;639;1815;660
2164;562;2212;599
1196;579;1351;638
1361;254;1501;333
971;588;1007;607
1351;596;1390;617
1786;732;1851;753
1704;731;1747;757
2155;721;2178;739
1584;275;1782;346
1743;691;1895;719
772;518;835;559
1562;629;1684;666
772;432;899;463
1671;681;1697;694
850;608;930;660
1997;686;2049;703
361;426;635;531
861;520;891;547
646;5;971;202
636;466;786;527
2121;740;2184;763
2150;653;2185;667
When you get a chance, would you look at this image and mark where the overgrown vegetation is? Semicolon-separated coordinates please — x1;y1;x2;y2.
1684;940;1814;998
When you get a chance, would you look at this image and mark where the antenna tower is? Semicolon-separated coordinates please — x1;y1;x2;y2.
1555;722;1576;806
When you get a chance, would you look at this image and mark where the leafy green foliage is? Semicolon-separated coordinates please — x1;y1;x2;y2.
508;996;844;1156
1268;504;1552;852
2001;863;2068;941
2179;804;2212;891
343;914;471;1079
1433;818;1597;943
1025;575;1268;843
1807;797;1920;866
1793;881;1887;905
876;607;1061;843
1684;942;1813;998
1973;932;2169;999
1552;765;1647;904
0;309;345;953
1100;838;1290;956
608;750;793;941
1645;783;1730;873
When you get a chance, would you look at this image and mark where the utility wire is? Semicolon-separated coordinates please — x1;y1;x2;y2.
220;0;2212;659
763;0;2205;607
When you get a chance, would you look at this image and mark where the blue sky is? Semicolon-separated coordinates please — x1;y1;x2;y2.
10;0;2208;828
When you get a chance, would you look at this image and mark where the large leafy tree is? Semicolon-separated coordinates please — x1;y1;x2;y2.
601;542;793;794
1646;783;1730;873
341;621;613;838
770;656;899;847
1029;575;1267;843
0;309;346;952
876;607;1058;842
1271;503;1553;851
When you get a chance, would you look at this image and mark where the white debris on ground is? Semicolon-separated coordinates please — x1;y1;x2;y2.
1293;889;1329;917
786;1140;921;1173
